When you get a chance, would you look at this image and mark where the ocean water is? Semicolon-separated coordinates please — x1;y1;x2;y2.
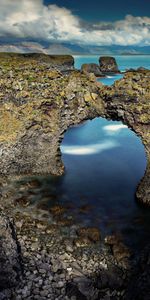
74;55;150;72
60;56;150;249
74;55;150;86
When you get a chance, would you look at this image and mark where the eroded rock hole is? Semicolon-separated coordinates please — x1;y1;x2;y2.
60;117;149;249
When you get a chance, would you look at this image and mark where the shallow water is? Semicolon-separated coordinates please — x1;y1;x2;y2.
59;55;150;250
60;117;150;249
5;55;150;252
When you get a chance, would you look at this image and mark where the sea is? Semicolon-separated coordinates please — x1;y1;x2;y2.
59;55;150;250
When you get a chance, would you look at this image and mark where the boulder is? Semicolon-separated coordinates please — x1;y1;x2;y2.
81;63;103;77
99;56;120;73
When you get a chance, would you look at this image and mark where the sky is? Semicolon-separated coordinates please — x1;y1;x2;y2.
44;0;150;22
0;0;150;47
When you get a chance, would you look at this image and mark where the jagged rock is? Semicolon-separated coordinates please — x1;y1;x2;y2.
99;56;120;73
81;63;103;77
0;213;22;295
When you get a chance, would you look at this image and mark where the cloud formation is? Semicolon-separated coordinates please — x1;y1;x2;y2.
103;124;128;135
61;141;119;155
0;0;150;46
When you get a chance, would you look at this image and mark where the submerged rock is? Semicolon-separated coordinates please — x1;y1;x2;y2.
99;56;120;73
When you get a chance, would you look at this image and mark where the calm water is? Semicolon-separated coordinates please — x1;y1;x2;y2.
59;56;150;249
74;55;150;86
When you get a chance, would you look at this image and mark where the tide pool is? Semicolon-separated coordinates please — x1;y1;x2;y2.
59;56;150;249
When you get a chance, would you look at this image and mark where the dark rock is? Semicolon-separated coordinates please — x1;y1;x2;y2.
99;56;120;73
0;214;22;293
81;63;103;77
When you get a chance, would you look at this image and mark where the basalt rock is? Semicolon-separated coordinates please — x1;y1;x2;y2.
0;54;150;206
81;63;103;77
99;56;120;73
0;213;22;297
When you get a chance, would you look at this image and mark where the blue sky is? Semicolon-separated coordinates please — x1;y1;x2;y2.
0;0;150;48
44;0;150;21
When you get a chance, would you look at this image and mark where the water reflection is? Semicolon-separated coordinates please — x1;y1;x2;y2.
0;118;150;251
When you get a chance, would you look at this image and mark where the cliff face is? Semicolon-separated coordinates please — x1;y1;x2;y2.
0;54;150;205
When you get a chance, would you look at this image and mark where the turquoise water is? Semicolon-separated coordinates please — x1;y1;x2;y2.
74;55;150;86
59;56;150;249
74;55;150;71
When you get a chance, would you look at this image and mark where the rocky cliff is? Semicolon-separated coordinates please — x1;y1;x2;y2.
0;53;149;205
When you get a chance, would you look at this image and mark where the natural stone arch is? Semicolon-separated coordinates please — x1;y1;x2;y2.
0;53;149;205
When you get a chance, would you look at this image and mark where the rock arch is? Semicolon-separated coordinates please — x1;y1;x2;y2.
0;54;149;205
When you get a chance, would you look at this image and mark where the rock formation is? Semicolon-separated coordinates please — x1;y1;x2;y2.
100;70;150;205
99;56;120;73
81;63;103;77
0;53;149;206
0;213;22;298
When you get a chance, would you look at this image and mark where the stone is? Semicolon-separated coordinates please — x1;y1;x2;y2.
0;213;22;293
81;63;103;77
99;56;120;73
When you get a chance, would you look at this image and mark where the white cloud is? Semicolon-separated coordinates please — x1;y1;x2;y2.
61;141;119;155
0;0;150;46
103;124;128;135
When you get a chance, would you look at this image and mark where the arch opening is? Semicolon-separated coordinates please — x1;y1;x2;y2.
60;117;150;250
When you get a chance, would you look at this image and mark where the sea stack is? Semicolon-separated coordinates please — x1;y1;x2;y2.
99;56;120;73
81;63;103;77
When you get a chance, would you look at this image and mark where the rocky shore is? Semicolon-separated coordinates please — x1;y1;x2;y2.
0;177;150;300
81;56;120;77
0;53;150;299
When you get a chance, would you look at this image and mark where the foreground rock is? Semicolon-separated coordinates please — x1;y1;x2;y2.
99;56;120;73
0;176;150;300
0;213;22;299
81;63;103;77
